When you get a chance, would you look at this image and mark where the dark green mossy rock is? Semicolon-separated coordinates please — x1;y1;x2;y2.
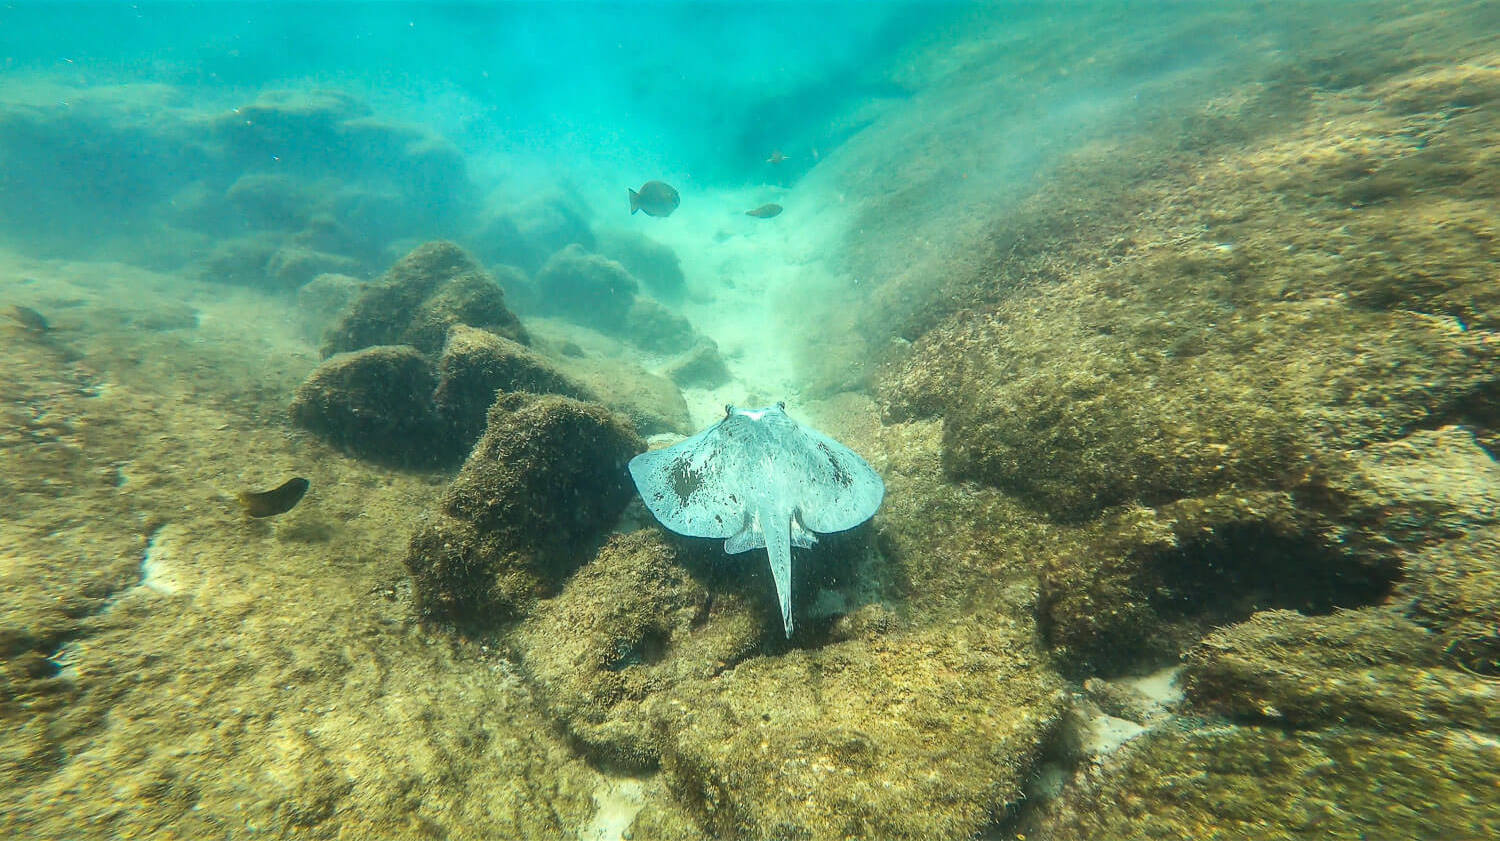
289;345;452;466
1035;724;1500;840
654;617;1065;841
513;530;765;770
404;393;644;629
402;268;525;355
624;298;697;355
321;240;527;358
532;244;639;331
1183;608;1499;732
663;338;731;389
596;228;687;301
551;352;693;436
432;324;596;445
1037;491;1398;677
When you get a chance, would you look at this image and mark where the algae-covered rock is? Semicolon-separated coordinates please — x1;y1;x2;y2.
322;240;527;357
1317;425;1500;675
432;324;595;444
663;338;732;389
1035;724;1500;840
1399;531;1500;677
624;298;697;355
296;272;365;342
552;351;693;436
533;244;640;331
1037;490;1397;676
402;267;526;355
596;228;687;301
289;345;451;466
265;244;359;288
513;530;765;769
404;392;644;628
655;617;1065;841
1182;608;1499;732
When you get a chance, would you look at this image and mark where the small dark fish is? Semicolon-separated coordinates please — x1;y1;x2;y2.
745;203;783;219
629;181;680;217
238;477;310;518
8;304;50;333
766;149;788;164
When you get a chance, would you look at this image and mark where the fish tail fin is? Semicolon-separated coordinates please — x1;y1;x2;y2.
629;188;640;215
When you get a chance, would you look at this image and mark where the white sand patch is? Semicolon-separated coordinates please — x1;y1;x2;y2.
138;524;186;595
577;775;646;841
1124;665;1184;707
1077;713;1147;757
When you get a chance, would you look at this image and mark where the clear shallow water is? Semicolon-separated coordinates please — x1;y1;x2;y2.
1;2;1497;839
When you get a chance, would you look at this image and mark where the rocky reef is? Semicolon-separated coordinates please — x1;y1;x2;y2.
404;392;644;629
321;240;528;357
291;240;692;463
289;344;449;466
850;12;1500;837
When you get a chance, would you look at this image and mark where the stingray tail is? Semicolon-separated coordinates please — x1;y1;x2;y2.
764;508;795;637
629;188;640;215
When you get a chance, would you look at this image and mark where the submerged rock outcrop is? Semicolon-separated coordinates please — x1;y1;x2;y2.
322;240;528;357
404;392;644;629
289;345;450;466
292;240;688;461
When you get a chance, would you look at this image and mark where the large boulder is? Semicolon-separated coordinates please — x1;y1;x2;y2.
663;338;732;389
289;345;451;466
404;393;644;629
512;530;766;770
595;228;687;301
531;244;640;331
321;240;528;357
432;324;596;445
652;617;1064;841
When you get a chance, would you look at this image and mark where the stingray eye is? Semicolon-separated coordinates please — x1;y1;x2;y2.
777;401;786;410
724;403;735;416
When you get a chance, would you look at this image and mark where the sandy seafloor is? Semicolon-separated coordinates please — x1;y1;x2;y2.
4;2;1500;840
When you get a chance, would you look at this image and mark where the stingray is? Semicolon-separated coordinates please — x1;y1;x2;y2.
628;403;884;636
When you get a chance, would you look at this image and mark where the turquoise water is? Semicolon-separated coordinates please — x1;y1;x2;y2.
2;2;1497;839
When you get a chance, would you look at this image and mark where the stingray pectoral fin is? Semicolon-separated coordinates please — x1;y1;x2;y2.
764;508;795;637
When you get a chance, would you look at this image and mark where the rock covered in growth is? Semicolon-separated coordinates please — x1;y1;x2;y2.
654;617;1065;841
532;244;640;331
321;240;528;357
1037;490;1399;677
1325;425;1500;676
513;530;766;770
1183;608;1499;732
1036;603;1500;839
296;272;365;341
551;351;694;436
432;324;596;444
624;298;697;355
596;228;687;300
512;528;1066;840
289;345;451;466
663;338;732;389
1034;722;1500;840
404;393;644;629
